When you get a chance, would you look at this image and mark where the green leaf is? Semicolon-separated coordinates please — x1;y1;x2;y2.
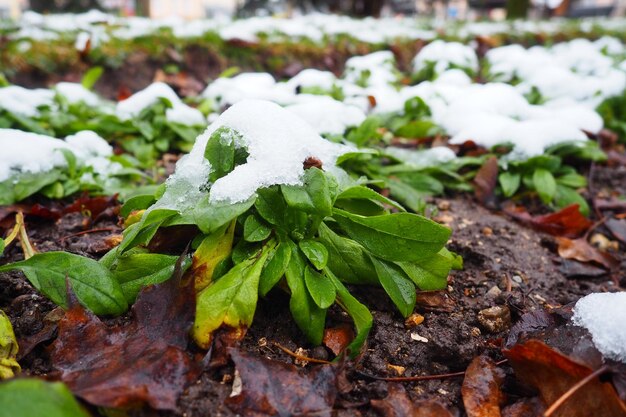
533;168;557;204
243;215;272;242
81;66;103;90
0;252;127;315
325;270;372;356
0;379;90;417
298;240;328;270
118;208;178;253
192;222;236;291
556;173;587;189
304;266;336;309
259;241;292;296
204;127;237;183
0;310;20;379
337;185;405;212
284;243;326;345
0;240;4;257
396;249;452;290
370;257;416;317
194;196;255;234
317;223;377;285
281;168;333;216
192;246;270;349
111;253;190;303
120;194;156;218
554;185;590;216
499;172;521;197
347;116;380;146
332;209;451;262
395;120;438;138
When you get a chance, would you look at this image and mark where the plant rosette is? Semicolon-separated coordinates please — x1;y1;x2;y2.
1;99;459;356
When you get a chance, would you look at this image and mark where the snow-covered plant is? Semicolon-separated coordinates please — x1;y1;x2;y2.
0;100;459;355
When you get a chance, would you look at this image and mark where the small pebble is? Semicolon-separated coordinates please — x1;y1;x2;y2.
437;200;451;211
477;306;512;333
482;227;493;236
405;313;425;328
410;332;429;343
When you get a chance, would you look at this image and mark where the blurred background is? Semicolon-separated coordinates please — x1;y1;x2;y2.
0;0;621;21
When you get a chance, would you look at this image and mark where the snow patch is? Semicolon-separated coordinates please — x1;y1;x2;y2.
572;292;626;363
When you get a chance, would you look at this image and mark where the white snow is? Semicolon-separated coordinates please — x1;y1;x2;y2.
286;97;366;135
116;82;204;126
156;99;352;210
385;146;457;168
285;69;337;92
202;73;295;107
413;40;479;75
55;82;100;106
572;292;626;363
0;129;116;182
0;86;55;117
344;51;398;88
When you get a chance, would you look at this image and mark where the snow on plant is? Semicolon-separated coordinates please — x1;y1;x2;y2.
0;129;144;204
413;40;479;80
0;100;459;354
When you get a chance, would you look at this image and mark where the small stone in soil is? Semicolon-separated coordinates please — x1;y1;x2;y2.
477;306;512;333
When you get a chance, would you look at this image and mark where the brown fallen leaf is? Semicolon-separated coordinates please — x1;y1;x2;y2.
415;291;455;313
323;325;354;356
503;340;626;417
474;156;499;207
606;218;626;244
556;237;619;270
503;204;592;238
462;355;505;417
559;259;607;279
50;255;200;410
501;398;544;417
226;348;337;417
371;384;453;417
62;194;119;221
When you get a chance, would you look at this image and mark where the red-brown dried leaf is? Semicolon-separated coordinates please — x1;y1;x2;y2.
503;340;626;417
62;194;119;221
503;204;592;237
556;237;619;270
226;348;338;417
323;325;354;356
415;291;455;313
50;257;199;410
474;156;499;207
462;355;505;417
371;384;453;417
501;398;545;417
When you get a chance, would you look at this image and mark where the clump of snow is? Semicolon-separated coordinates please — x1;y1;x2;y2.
286;97;366;135
202;73;295;107
572;292;626;363
116;82;204;126
55;82;100;106
344;51;398;88
0;129;117;182
157;99;352;210
386;147;457;168
285;69;337;92
0;86;55;117
413;40;479;76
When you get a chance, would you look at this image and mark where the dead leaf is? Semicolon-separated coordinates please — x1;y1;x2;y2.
606;218;626;244
474;156;499;207
50;255;200;410
225;348;337;417
593;198;626;212
559;260;606;279
62;194;119;221
501;398;544;417
503;340;626;417
503;204;592;237
323;325;354;356
462;355;505;417
371;384;453;417
415;291;455;313
556;237;619;270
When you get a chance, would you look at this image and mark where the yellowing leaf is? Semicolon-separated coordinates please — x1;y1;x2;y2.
0;310;20;379
192;221;236;292
192;246;271;349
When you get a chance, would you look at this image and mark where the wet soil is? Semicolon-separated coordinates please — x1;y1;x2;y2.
2;159;624;416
